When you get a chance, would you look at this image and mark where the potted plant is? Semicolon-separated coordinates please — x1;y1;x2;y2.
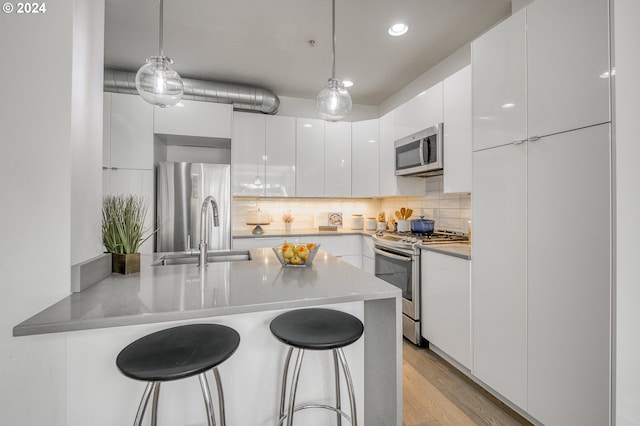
102;194;153;274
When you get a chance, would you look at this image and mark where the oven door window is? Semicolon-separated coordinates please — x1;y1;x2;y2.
375;249;412;301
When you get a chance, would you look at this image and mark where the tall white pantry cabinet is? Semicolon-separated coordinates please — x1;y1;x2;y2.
471;0;611;425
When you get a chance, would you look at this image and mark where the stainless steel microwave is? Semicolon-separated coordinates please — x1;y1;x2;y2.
394;123;444;177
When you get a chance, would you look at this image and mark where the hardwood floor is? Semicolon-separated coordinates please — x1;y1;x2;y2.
403;340;532;426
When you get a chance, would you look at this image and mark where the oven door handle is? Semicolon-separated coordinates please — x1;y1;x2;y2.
373;247;412;262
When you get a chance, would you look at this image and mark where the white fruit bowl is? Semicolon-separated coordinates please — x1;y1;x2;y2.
272;243;321;267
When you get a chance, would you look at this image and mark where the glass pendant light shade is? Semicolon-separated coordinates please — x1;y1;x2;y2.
136;0;183;108
317;78;352;121
317;0;351;121
135;56;184;108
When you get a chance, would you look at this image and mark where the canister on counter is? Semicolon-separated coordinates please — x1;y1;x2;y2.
365;217;377;231
350;214;363;230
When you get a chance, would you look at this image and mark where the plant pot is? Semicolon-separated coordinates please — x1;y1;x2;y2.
284;222;292;232
111;253;140;275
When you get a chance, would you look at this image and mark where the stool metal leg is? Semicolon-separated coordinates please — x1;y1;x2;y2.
333;350;342;426
198;372;217;426
133;381;156;426
286;348;305;426
278;346;294;422
151;382;161;426
337;348;357;426
212;367;227;426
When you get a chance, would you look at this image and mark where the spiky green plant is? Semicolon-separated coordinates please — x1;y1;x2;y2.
102;195;152;254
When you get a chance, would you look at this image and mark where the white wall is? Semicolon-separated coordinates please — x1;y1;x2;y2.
0;1;104;425
70;0;105;264
0;2;74;424
614;0;640;424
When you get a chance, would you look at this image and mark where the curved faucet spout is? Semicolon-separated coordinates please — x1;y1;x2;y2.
198;196;220;267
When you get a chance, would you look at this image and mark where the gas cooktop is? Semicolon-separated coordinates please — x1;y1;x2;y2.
373;230;469;246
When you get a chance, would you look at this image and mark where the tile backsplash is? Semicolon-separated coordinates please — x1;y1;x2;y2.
232;176;471;234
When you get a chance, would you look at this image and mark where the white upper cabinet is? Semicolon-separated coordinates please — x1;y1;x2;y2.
526;0;610;137
296;118;325;197
379;110;424;197
154;100;232;139
265;115;296;197
472;9;527;151
232;112;265;196
232;112;295;197
351;119;380;197
107;92;154;170
324;121;352;197
443;65;472;193
394;82;443;140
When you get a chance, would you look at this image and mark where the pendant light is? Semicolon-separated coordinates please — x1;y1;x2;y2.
135;0;184;108
316;0;352;122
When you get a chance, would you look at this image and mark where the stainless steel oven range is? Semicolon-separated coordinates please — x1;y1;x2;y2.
372;230;468;345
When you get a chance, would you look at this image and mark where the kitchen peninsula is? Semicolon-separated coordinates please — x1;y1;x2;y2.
14;248;401;426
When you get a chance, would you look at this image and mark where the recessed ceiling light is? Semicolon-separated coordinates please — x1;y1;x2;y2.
501;102;516;109
388;23;408;37
343;80;354;88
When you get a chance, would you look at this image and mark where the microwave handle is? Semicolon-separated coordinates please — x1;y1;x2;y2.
418;138;425;166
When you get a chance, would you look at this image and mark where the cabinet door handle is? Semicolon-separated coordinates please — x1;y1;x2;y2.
527;136;541;142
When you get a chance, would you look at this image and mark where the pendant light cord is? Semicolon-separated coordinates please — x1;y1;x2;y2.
159;0;164;57
331;0;336;79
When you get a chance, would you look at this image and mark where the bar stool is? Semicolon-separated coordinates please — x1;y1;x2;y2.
270;308;364;426
116;323;240;426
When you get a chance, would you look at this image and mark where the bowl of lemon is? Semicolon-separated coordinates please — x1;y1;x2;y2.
273;242;320;267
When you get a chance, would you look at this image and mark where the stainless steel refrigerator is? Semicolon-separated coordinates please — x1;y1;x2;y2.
156;161;231;252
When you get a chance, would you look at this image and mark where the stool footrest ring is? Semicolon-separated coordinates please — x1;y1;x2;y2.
277;404;353;425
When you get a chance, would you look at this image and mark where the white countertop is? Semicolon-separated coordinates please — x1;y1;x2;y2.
418;242;472;259
14;248;400;336
233;227;377;238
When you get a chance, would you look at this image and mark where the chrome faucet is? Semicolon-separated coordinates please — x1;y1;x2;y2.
198;196;220;267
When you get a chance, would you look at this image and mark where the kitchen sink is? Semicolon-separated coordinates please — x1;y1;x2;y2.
151;250;252;266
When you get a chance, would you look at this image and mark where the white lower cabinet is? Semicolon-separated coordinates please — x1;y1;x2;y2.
472;142;528;408
421;251;471;369
361;236;374;275
472;123;611;424
526;124;611;426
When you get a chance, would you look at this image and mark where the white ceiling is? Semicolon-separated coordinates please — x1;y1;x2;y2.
104;0;512;106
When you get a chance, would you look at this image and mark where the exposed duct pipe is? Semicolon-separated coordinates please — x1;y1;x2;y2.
103;69;280;114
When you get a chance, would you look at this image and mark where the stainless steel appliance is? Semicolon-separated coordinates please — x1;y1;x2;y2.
394;123;444;177
156;161;231;252
372;230;468;345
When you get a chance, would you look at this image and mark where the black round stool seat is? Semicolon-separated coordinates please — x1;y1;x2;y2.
270;308;364;350
116;323;240;382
